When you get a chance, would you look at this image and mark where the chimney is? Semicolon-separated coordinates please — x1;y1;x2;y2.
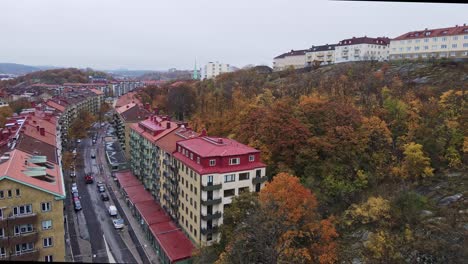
40;127;45;136
166;122;171;129
126;105;129;109
201;128;207;136
217;138;223;144
36;125;40;131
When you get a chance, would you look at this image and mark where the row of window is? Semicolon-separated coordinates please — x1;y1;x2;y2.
0;244;53;260
0;189;21;199
178;146;255;166
399;35;468;44
0;221;53;238
391;51;468;59
396;43;468;51
180;216;197;239
0;202;52;219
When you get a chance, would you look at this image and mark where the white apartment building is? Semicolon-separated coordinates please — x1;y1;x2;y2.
202;62;231;79
334;36;390;63
273;49;308;71
305;44;337;66
389;24;468;60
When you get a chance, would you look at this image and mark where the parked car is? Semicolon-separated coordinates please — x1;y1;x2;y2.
72;192;80;201
85;174;94;184
70;170;76;177
76;139;81;143
112;218;124;229
108;205;118;216
71;183;78;193
91;151;96;159
92;139;96;144
74;200;82;211
97;182;105;192
101;193;110;201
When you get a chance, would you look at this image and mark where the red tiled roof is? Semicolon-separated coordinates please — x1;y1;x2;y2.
150;221;179;236
174;151;265;175
156;127;199;153
130;119;178;145
115;92;140;108
115;170;142;188
0;149;65;197
155;231;195;263
338;36;390;46
45;100;66;112
393;24;468;40
89;88;104;95
124;185;154;204
177;136;259;157
135;200;171;225
23;116;57;147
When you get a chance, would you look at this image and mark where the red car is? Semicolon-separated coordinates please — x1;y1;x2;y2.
85;174;94;184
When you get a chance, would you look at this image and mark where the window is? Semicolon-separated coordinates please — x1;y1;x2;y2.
7;190;12;198
15;224;33;235
406;47;411;51
190;211;192;219
239;172;250;181
249;155;255;162
194;201;197;209
424;46;429;50
42;220;52;230
15;189;20;196
194;187;197;195
224;174;235;183
452;44;457;48
190;184;193;192
45;255;53;262
441;45;447;49
15;242;34;253
239;187;250;194
178;146;181;152
424;38;429;42
43;237;53;248
442;37;447;41
399;47;403;52
209;159;215;166
207;175;213;183
196;157;200;164
41;202;52;212
0;190;3;199
464;43;468;48
190;153;193;160
414;47;420;51
0;228;4;238
0;209;2;219
450;52;456;57
13;204;32;215
453;36;458;40
224;189;235;197
194;215;197;223
416;39;420;43
432;37;437;42
0;247;5;257
407;40;412;44
207;233;212;241
229;158;240;165
432;45;437;50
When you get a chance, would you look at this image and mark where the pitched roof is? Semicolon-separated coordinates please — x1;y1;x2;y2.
338;36;390;46
177;136;259;157
308;44;337;52
135;200;171;225
392;24;468;40
156;126;199;154
116;103;151;122
16;134;58;164
124;185;154;204
115;170;142;188
274;49;309;59
155;231;194;263
115;92;140;108
0;149;65;198
130;118;179;145
45;100;66;112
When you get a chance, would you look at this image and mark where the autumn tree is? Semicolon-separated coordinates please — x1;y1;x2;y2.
217;173;338;264
400;142;434;180
0;106;13;126
167;83;196;120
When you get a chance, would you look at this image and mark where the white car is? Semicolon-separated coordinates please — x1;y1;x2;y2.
108;205;118;216
112;218;124;229
77;139;81;143
70;170;76;177
71;183;78;193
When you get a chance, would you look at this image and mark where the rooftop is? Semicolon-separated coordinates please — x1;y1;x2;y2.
155;230;194;263
177;136;260;157
308;44;337;52
338;36;390;46
274;49;309;59
135;200;171;225
124;184;154;204
392;24;468;40
115;170;142;188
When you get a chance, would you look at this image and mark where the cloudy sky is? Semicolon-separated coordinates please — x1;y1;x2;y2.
1;0;467;70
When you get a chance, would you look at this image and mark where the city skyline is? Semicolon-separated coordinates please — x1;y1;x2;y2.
1;0;467;70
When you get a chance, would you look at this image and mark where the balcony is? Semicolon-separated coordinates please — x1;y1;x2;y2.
201;183;222;191
201;211;222;221
201;198;222;206
9;231;39;245
252;177;268;185
201;225;219;235
7;213;38;225
9;250;40;261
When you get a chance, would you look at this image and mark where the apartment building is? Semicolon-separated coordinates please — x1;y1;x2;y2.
305;44;337;66
334;36;390;63
112;102;151;158
0;113;66;262
173;136;267;246
273;49;308;71
389;24;468;60
202;62;231;80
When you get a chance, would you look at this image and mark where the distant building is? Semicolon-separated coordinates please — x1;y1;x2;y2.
202;62;231;79
305;44;337;66
389;24;468;60
0;99;9;108
334;36;390;63
273;49;308;71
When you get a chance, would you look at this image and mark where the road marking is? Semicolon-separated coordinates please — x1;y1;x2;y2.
103;234;116;263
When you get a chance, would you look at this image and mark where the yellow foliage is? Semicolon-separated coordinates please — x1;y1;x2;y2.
345;196;391;225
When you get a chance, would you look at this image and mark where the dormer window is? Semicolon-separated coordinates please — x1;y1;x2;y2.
229;158;240;165
197;157;200;164
178;146;181;152
209;159;216;166
190;153;193;160
249;155;255;162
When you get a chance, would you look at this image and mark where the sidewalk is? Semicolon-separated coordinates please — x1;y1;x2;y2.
96;125;159;264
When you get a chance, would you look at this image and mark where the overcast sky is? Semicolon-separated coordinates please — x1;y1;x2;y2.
1;0;467;71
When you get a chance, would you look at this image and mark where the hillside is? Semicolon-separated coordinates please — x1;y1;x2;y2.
139;60;467;263
0;63;40;75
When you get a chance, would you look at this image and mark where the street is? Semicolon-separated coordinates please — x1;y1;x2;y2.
64;123;139;263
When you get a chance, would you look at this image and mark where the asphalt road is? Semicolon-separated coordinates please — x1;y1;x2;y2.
71;124;137;263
